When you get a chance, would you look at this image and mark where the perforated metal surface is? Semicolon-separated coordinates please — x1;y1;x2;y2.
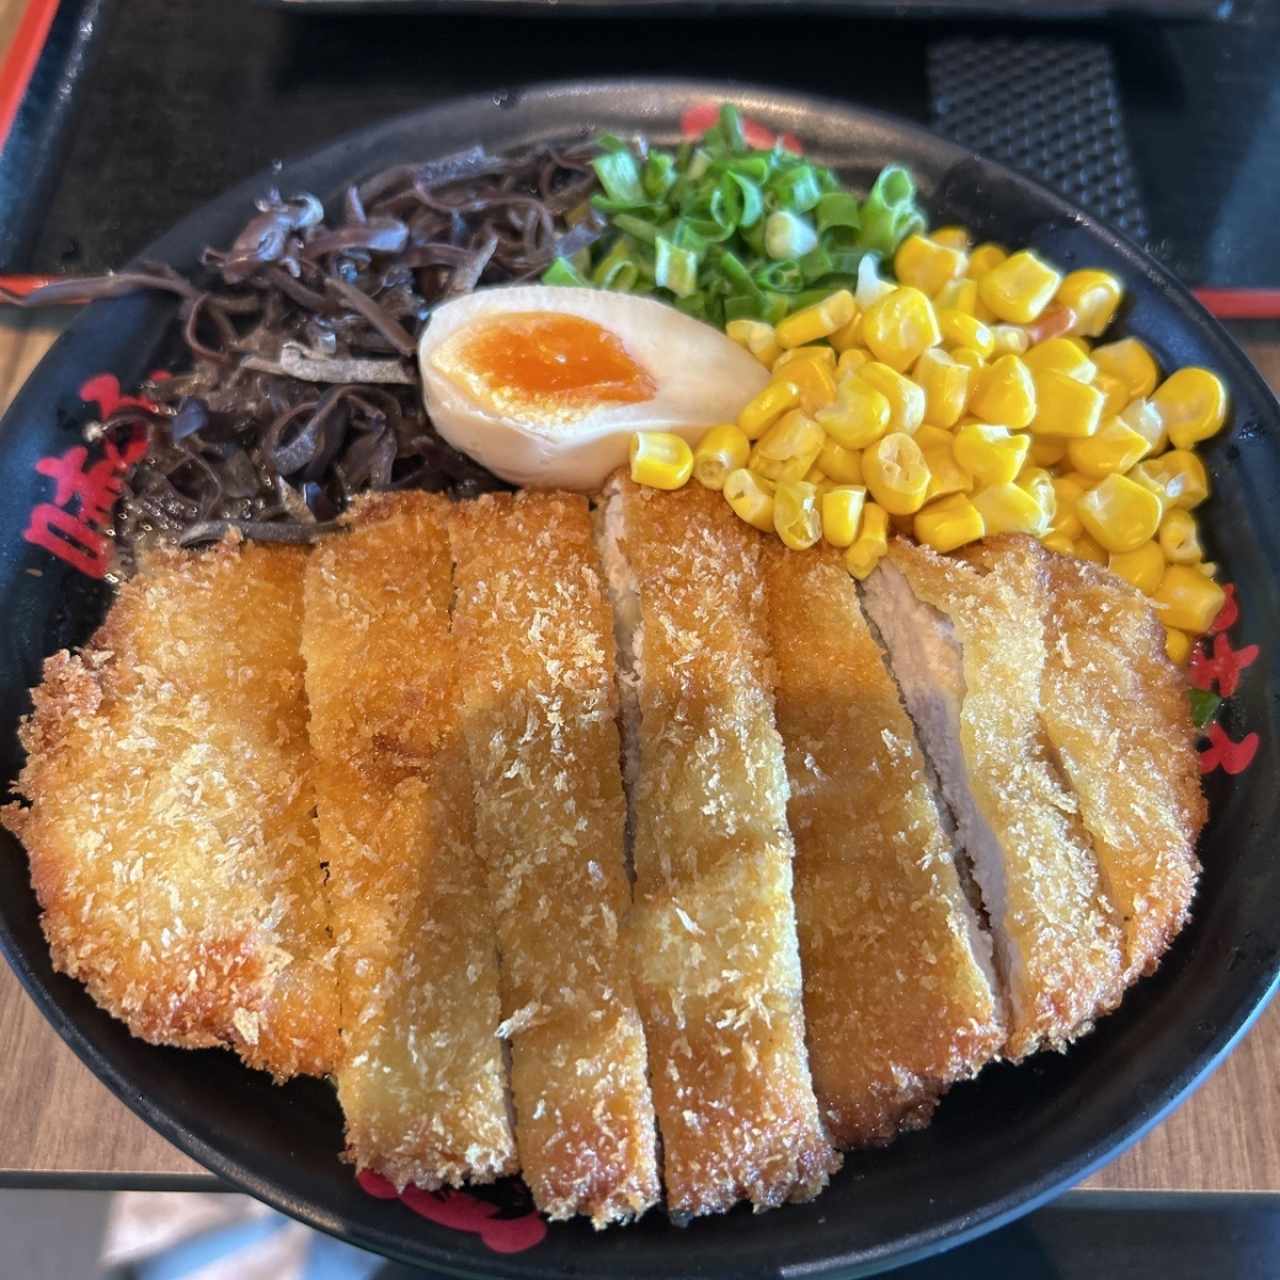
929;36;1150;242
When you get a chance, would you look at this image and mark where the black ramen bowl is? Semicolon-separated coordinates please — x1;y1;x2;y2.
1;80;1278;1279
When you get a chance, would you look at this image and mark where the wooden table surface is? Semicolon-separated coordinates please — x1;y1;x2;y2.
2;305;1279;1189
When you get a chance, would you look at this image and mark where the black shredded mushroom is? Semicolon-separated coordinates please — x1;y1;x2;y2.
8;140;605;564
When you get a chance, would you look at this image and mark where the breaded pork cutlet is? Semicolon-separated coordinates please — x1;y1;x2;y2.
302;493;516;1191
598;476;838;1219
2;539;339;1079
762;544;1003;1146
971;536;1203;986
448;491;659;1228
862;540;1124;1060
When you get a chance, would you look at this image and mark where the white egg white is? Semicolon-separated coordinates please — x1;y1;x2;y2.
417;285;770;489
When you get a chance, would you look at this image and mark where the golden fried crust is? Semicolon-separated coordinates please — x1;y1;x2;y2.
886;539;1124;1059
303;492;516;1191
615;478;838;1217
763;544;1002;1147
976;536;1203;985
448;491;659;1227
2;539;339;1079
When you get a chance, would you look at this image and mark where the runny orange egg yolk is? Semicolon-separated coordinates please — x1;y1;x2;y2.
433;311;656;425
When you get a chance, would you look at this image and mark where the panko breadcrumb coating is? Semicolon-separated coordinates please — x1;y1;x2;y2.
601;476;838;1219
763;543;1003;1147
3;538;339;1079
303;492;516;1191
449;491;659;1228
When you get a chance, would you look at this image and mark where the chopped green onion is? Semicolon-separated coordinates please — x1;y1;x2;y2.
612;213;659;244
816;191;861;232
719;103;747;153
771;164;822;214
654;236;699;298
542;256;591;287
1189;688;1221;730
765;210;818;261
592;149;645;207
687;148;712;181
643;152;677;200
723;172;764;228
754;259;805;292
800;245;834;284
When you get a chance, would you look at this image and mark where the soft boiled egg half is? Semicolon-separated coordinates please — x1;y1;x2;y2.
417;285;769;489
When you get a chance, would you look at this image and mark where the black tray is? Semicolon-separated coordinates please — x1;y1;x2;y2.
2;80;1279;1279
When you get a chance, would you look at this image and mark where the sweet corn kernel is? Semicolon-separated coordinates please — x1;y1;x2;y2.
779;354;839;414
775;289;857;349
774;344;837;373
773;480;823;549
935;278;980;314
966;243;1008;277
973;482;1048;536
1030;369;1105;438
954;422;1031;487
1198;562;1219;578
1042;530;1076;555
750;409;826;481
1016;465;1057;524
1092;336;1159;399
864;431;932;515
915;493;985;551
978;249;1063;324
1030;435;1069;466
1152;565;1225;634
1118;397;1167;456
821;484;867;547
1093;373;1130;418
693;424;751;491
836;346;871;375
1109;542;1166;594
970;354;1036;428
1066;417;1149;477
1024;337;1097;383
1158;508;1204;564
857;362;926;434
1074;534;1108;564
990;325;1031;356
846;503;890;580
1153;367;1228;450
1050;473;1088;537
1076;473;1162;553
818;438;864;484
630;431;694;490
950;346;988;371
914;424;956;450
1164;627;1192;666
739;380;800;439
922;438;972;501
805;464;829;487
828;312;864;353
861;286;942;373
723;468;776;531
1137;450;1210;510
1065;336;1093;355
938;309;994;357
932;226;972;252
817;378;891;449
914;348;973;429
1055;269;1123;337
726;318;781;368
894;235;968;298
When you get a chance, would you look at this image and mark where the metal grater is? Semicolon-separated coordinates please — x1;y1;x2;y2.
927;36;1150;243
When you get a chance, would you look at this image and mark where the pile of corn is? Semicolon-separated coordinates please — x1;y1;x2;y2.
627;229;1228;664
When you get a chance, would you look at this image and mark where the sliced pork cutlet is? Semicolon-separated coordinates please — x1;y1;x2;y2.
598;476;838;1219
2;539;339;1079
862;540;1124;1060
448;491;659;1228
971;536;1203;986
762;543;1003;1146
302;493;516;1191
